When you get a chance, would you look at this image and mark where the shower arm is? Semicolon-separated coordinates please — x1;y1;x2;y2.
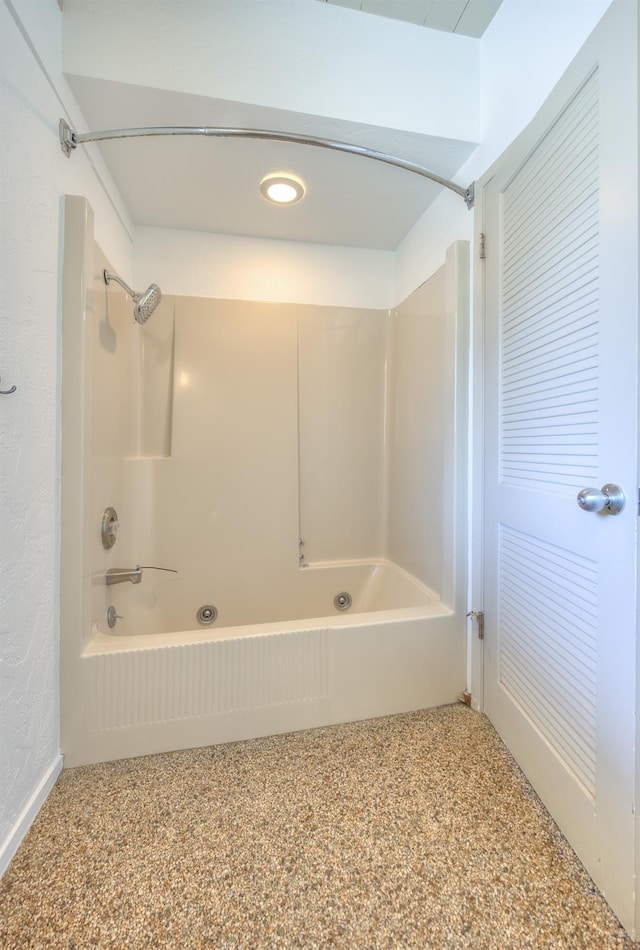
58;119;475;209
104;269;139;301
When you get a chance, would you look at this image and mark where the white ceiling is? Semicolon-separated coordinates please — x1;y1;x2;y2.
314;0;504;36
68;77;477;250
64;0;506;250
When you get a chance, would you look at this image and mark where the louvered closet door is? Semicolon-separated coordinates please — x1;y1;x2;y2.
481;0;638;933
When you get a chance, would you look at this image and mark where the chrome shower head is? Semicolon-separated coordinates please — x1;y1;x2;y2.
134;284;162;324
104;269;162;324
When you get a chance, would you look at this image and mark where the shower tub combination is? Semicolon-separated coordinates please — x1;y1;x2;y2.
60;196;469;768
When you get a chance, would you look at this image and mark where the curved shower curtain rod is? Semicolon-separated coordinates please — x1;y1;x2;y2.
59;119;475;209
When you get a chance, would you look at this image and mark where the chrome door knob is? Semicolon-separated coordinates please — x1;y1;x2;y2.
576;484;625;515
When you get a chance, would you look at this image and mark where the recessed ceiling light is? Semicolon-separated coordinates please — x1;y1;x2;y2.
260;173;305;205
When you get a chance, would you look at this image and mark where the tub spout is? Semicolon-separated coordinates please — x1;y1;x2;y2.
105;565;178;586
105;567;143;586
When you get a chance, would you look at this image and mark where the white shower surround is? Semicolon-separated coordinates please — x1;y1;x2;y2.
60;196;469;768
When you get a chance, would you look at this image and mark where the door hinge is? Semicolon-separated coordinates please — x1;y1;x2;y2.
479;232;486;260
466;610;484;640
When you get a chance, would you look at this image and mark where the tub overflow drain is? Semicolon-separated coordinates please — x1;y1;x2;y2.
197;604;218;625
334;592;352;611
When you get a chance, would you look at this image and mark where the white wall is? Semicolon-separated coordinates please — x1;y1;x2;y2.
62;0;480;144
298;307;387;562
0;0;133;875
385;242;469;606
394;0;614;302
134;227;394;310
79;290;388;640
386;267;447;592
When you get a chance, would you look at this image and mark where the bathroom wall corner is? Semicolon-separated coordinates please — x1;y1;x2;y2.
0;755;63;879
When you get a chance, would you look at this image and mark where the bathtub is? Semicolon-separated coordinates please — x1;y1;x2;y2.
68;560;465;767
94;558;443;641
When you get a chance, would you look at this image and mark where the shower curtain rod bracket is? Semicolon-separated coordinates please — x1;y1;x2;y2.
60;119;75;158
58;118;475;209
464;182;475;209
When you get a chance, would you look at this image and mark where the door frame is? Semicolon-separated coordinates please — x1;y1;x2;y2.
468;0;639;934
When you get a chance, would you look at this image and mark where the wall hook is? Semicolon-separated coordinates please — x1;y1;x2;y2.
0;377;16;395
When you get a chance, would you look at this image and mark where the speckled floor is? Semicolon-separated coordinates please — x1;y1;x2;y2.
0;705;637;949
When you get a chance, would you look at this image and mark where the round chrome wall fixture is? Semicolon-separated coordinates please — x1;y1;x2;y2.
334;592;352;611
197;604;218;625
106;605;123;629
101;507;119;549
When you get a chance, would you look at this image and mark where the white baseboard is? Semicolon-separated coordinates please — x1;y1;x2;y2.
0;754;64;879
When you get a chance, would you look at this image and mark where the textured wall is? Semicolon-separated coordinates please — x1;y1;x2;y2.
0;0;132;869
